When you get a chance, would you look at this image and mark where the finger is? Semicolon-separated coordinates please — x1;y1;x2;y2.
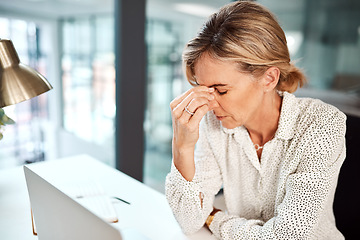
187;96;213;113
170;86;212;111
176;97;209;125
173;94;211;120
176;103;210;135
187;104;211;130
172;90;214;119
170;86;214;110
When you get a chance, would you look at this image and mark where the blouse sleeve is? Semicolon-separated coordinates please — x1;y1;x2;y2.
208;111;346;239
165;117;223;234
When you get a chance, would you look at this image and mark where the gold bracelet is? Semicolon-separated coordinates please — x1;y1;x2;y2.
205;208;221;228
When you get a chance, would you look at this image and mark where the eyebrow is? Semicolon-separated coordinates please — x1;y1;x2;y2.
194;77;228;88
209;84;228;88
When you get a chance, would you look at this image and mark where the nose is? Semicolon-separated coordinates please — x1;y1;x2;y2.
209;98;220;110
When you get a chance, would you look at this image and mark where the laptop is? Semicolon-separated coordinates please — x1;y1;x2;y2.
24;165;149;240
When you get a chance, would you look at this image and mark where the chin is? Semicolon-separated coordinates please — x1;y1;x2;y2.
220;120;240;129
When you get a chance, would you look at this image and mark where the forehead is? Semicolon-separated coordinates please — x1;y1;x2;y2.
193;53;239;86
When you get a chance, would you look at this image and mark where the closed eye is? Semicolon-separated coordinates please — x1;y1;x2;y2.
216;89;228;95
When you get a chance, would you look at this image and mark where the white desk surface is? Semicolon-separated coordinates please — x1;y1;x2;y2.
0;155;216;240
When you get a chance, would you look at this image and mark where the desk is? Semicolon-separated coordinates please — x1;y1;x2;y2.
0;155;215;240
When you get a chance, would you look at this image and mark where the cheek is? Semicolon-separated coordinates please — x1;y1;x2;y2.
220;94;250;116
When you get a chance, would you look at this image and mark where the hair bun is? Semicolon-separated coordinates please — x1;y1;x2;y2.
277;63;307;93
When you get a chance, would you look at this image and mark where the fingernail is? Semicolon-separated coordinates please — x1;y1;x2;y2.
208;88;214;92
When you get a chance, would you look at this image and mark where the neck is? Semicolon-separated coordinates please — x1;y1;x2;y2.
245;91;282;146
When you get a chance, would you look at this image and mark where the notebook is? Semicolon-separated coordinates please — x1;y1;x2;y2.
23;165;149;240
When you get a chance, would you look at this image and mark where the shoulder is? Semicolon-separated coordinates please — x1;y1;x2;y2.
286;92;346;132
286;93;347;171
277;92;346;141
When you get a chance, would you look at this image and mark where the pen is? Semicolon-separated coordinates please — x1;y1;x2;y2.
112;196;131;205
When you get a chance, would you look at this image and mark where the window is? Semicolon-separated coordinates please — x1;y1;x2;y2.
143;19;183;192
62;16;115;145
0;18;51;168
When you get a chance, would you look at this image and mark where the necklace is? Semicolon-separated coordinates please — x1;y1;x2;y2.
253;134;276;152
254;144;264;152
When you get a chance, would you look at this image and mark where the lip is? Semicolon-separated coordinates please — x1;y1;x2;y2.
216;115;226;121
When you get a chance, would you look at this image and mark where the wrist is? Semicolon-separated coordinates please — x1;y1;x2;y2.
172;142;195;154
172;148;195;182
174;148;194;157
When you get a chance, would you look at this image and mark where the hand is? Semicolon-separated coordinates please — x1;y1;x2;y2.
170;86;218;180
171;86;216;150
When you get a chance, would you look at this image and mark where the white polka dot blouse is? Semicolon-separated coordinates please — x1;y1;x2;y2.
165;91;346;240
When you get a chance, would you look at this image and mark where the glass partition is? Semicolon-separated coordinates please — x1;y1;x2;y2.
143;19;183;192
62;16;115;145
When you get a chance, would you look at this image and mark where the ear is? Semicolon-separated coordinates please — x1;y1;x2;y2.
262;67;280;92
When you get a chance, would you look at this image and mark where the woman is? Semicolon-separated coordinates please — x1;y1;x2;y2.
165;1;346;240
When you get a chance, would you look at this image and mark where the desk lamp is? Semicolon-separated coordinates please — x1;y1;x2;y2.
0;38;53;139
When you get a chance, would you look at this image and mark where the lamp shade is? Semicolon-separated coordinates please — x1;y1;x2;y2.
0;39;53;108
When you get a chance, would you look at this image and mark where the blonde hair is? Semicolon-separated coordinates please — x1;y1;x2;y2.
183;1;306;93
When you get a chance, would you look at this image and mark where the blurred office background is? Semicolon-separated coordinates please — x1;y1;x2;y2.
0;0;359;218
